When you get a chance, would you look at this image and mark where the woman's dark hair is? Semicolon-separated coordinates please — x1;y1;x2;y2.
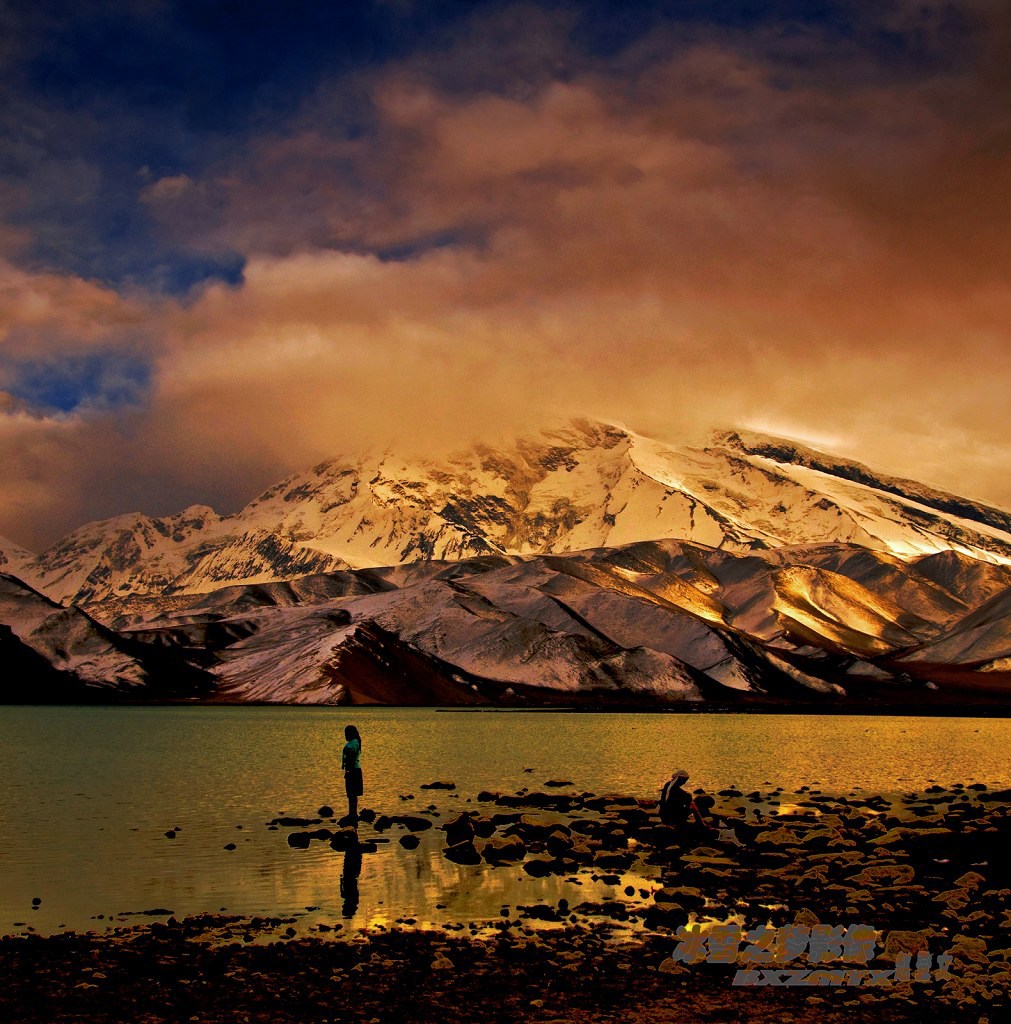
345;724;361;750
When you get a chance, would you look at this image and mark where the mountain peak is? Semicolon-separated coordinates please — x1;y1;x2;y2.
0;535;35;572
17;417;1011;605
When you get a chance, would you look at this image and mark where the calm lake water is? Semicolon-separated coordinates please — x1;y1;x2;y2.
2;706;1009;938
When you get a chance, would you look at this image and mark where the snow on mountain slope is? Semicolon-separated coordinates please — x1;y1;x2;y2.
772;566;929;657
0;623;80;701
124;540;902;705
455;555;740;682
747;456;1011;562
0;536;34;579
23;418;1011;606
198;577;707;704
30;506;223;603
897;589;1011;669
0;572;149;690
29;507;348;606
166;529;348;595
206;606;358;703
724;430;1011;539
100;532;1011;706
909;550;1011;607
333;577;638;693
767;546;969;635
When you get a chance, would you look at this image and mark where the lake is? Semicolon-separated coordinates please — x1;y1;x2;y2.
2;706;1009;938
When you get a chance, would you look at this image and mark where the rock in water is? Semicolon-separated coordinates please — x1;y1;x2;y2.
444;840;481;865
329;827;360;851
391;815;433;832
482;836;526;863
442;813;476;847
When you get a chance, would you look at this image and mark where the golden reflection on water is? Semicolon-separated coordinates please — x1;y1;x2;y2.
1;706;1009;936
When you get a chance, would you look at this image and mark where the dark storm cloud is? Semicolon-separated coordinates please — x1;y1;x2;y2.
0;0;500;289
5;0;980;286
0;1;1009;549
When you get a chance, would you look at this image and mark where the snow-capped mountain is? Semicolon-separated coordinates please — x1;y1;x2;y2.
25;506;348;606
16;419;1011;606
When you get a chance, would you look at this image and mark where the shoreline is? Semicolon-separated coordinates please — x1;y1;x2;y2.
0;916;973;1024
4;781;1009;1021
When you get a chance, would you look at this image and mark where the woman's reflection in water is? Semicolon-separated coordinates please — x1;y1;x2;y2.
340;843;363;917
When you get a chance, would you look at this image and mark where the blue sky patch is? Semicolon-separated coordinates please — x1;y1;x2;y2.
2;353;152;414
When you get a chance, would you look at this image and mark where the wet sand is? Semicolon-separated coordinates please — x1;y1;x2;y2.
3;781;1008;1023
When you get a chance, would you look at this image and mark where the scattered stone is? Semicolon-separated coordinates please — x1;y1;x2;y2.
850;864;916;886
523;856;558;877
287;828;336;849
444;840;481;865
328;828;360;851
390;815;433;833
658;957;687;975
978;789;1011;802
654;887;705;912
442;813;476;847
472;817;496;839
546;830;573;857
870;826;953;846
955;871;987;890
482;836;526;863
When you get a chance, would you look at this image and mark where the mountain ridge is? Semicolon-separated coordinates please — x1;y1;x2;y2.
720;429;1011;537
11;418;1011;607
3;535;1010;706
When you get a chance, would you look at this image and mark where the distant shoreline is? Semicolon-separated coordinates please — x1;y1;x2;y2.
4;700;1011;718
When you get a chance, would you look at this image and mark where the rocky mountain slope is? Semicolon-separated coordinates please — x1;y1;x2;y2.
0;572;210;702
3;419;1010;706
87;539;1009;707
13;420;1011;607
0;535;34;579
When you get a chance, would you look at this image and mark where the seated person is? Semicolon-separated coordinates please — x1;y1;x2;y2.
659;770;713;832
660;773;746;847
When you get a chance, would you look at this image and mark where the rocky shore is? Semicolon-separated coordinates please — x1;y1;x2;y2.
3;782;1009;1022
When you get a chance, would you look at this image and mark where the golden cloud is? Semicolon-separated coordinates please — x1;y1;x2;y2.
2;16;1011;548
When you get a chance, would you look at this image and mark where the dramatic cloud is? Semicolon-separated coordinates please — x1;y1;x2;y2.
1;1;1010;549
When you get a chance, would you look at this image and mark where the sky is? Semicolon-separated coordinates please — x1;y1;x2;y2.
1;0;1009;550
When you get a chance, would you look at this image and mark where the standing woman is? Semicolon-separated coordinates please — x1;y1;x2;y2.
342;725;363;826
